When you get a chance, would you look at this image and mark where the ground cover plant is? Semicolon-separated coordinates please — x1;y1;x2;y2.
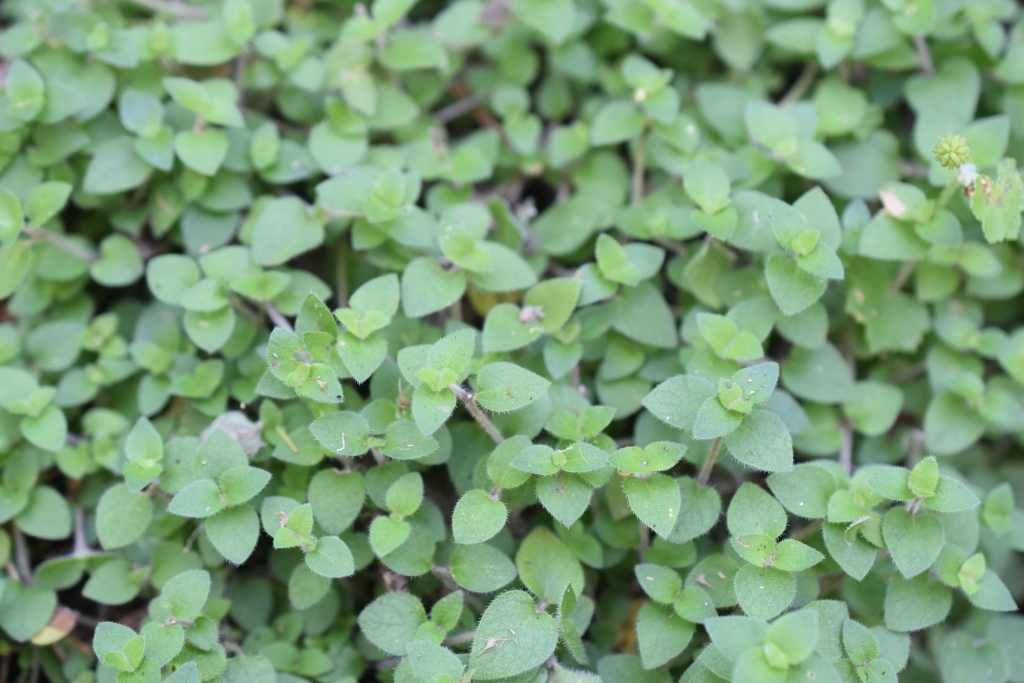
1;0;1024;681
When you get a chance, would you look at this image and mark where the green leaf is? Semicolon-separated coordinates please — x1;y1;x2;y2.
842;618;879;665
96;483;153;550
773;539;824;572
596;234;640;286
673;586;718;624
406;642;464;683
516;526;584;605
966;570;1017;612
91;234;144;287
858;214;929;261
370;515;410;556
668;478;722;544
610;441;686;475
25;181;72;228
524;278;581;333
382;420;438;460
731;363;779;404
338;332;387;383
684;157;732;215
767;463;838;519
745;100;797;150
0;187;23;245
308;411;369;456
884;573;952;632
0;582;56;642
84;136;153;195
20;405;67;452
6;59;45;121
924;391;985;456
146;254;201;305
475;362;550;413
704;616;769;663
732;648;786;683
536;472;593;527
613;281;679;348
922;476;980;513
643;375;716;432
728;482;787;539
125;417;163;464
452;489;507;544
0;241;32;299
469;590;559;680
908;457;938;498
624;474;683;539
867;467;915;501
635;563;682;604
161;569;211;621
358;592;427;656
883;507;944;579
692;396;743;440
766;609;818;668
412;385;457;435
781;343;854;404
401;257;467;318
699;313;763;361
14;486;71;540
450;543;517;593
591;101;645;146
218;466;270;506
168;479;224;519
842;381;903;436
250;197;324;266
765;252;827;316
971;158;1024;243
637;601;695;669
305;535;355;578
427;327;476;378
308;469;364;534
935;630;1011;683
734;565;796;620
205;505;259;565
386;472;424;517
731;534;776;567
511;0;576;44
486;436;533;489
175;128;228;176
559;441;610;473
94;622;140;667
724;407;794;473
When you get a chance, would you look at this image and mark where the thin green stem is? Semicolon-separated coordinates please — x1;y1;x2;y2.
889;258;916;292
122;0;207;16
12;526;32;586
907;497;923;517
779;62;818;106
263;301;294;333
450;384;504;444
25;228;97;263
838;418;853;475
631;125;648;207
637;521;650;561
913;35;935;76
697;437;723;487
442;630;476;647
335;238;350;308
790;519;823;542
935;177;960;212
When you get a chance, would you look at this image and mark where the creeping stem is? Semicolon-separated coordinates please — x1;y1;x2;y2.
697;437;723;487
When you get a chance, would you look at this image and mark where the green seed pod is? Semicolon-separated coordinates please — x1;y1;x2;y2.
933;134;971;169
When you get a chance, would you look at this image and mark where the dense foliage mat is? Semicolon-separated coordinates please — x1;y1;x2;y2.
0;0;1023;681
